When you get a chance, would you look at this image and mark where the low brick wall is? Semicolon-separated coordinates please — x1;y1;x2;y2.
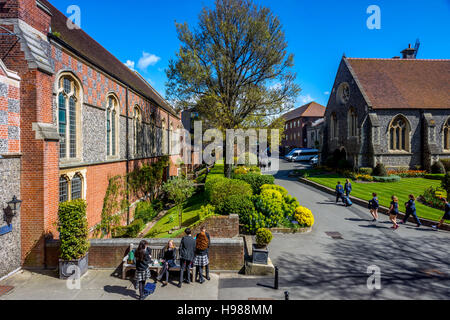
176;214;239;238
45;238;244;271
299;178;450;231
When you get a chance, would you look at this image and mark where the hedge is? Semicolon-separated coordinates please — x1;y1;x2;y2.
114;218;145;238
372;175;401;183
233;174;275;194
134;201;157;224
424;174;445;181
58;199;90;260
207;177;253;208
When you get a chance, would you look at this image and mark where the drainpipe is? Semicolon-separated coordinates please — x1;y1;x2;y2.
126;86;130;225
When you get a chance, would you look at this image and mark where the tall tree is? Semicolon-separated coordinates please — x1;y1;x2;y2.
166;0;300;177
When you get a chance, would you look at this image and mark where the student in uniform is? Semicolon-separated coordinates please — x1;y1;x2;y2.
134;240;152;300
401;194;421;228
389;196;400;230
368;193;379;222
432;198;450;231
344;179;352;197
335;181;345;204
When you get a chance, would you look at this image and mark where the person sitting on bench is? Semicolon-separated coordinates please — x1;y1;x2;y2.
157;240;177;286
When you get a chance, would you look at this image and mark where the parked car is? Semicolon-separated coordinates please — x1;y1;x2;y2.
310;155;319;165
284;148;301;161
291;149;319;162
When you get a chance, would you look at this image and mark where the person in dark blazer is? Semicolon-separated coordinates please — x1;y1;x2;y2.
196;226;211;281
344;179;352;197
335;181;345;204
178;228;196;288
134;240;152;300
401;194;421;228
157;240;177;286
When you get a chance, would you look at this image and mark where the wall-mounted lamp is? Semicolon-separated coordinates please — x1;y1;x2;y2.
3;195;22;225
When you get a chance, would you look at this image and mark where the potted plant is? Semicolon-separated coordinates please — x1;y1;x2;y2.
57;199;90;280
252;228;273;265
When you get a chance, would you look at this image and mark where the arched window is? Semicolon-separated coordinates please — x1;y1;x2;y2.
106;95;119;156
162;121;168;155
330;113;338;139
169;123;174;155
443;118;450;151
71;174;82;200
348;108;357;137
133;106;142;155
59;176;69;203
389;115;410;152
58;76;80;159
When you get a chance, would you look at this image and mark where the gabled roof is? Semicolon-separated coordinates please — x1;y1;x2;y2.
346;58;450;110
40;0;178;117
283;102;326;121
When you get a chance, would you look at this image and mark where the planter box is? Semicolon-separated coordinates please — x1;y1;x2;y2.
252;244;268;265
58;253;89;280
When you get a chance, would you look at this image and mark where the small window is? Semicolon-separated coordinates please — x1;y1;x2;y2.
59;176;69;203
444;118;450;151
71;175;82;200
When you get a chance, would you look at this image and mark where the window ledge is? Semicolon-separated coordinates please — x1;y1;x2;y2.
60;158;83;167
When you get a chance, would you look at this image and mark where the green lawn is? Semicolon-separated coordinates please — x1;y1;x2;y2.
308;174;448;223
145;191;208;238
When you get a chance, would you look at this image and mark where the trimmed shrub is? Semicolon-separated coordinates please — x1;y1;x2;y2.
58;199;90;260
234;174;275;194
260;184;288;197
442;172;450;200
359;167;373;175
255;228;273;247
293;206;315;228
431;161;446;174
234;166;249;175
134;201;156;224
205;176;228;201
217;194;255;216
424;174;445;181
208;178;253;207
440;159;450;172
372;175;401;183
199;204;215;221
124;219;144;238
282;195;300;219
373;163;388;177
252;191;284;227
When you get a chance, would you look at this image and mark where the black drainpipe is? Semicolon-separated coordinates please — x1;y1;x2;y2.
126;86;130;225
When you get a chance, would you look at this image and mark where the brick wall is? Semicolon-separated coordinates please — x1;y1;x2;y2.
45;238;244;271
176;214;240;239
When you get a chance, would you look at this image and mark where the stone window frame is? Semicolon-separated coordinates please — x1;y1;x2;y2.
56;72;83;164
105;93;120;159
162;120;168;156
443;117;450;152
336;82;350;105
388;114;411;153
347;107;358;137
133;105;142;156
330;112;338;140
59;169;87;203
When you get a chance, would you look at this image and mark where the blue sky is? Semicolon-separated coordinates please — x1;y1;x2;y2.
50;0;450;108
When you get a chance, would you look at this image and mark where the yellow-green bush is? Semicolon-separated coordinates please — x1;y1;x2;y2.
260;184;288;197
293;206;315;228
255;228;273;246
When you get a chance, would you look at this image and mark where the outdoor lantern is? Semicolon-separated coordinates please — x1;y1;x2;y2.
3;196;21;225
8;195;22;214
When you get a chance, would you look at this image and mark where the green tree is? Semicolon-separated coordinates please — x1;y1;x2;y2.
128;156;169;201
166;0;300;177
162;177;196;229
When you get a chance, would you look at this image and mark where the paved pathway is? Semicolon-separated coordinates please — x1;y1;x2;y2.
219;160;450;300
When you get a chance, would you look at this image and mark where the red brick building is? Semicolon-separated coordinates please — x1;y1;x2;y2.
0;0;181;270
282;102;326;151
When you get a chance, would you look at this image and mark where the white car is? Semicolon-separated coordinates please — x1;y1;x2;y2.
284;149;301;161
310;155;319;165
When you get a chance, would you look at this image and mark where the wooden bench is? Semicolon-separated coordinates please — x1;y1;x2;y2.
122;244;193;280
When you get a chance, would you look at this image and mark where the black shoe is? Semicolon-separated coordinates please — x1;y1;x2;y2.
206;276;210;281
372;219;377;222
177;283;182;288
199;279;205;284
416;224;421;228
184;280;190;284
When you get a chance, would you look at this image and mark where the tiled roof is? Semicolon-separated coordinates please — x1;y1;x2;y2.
346;58;450;110
41;0;178;117
283;102;326;121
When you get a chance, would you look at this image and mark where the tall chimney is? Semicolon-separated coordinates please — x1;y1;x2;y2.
401;44;417;59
